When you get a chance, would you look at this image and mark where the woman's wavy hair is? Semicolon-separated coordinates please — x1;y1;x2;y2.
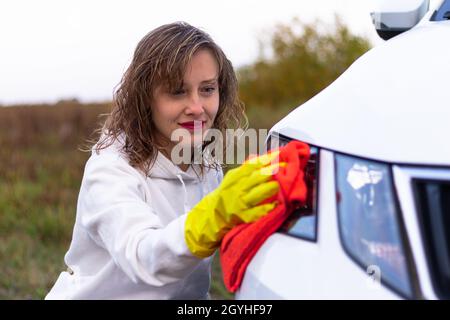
83;21;247;177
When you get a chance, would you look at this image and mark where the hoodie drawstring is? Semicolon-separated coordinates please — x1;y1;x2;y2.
176;174;190;215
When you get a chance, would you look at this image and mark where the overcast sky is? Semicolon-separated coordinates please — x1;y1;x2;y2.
0;0;433;105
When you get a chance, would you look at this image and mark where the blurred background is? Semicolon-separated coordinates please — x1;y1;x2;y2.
1;0;379;299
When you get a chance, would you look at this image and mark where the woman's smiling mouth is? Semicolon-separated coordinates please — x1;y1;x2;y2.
178;121;206;130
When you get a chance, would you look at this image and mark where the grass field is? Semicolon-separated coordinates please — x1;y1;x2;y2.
0;101;293;300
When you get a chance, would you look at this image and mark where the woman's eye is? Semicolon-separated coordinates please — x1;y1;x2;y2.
202;86;216;94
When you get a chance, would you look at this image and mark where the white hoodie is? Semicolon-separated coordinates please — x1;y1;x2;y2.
46;134;223;299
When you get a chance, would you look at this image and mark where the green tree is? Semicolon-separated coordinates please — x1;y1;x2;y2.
238;16;372;110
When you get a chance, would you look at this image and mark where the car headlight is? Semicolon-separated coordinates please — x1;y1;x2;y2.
335;153;414;298
266;133;319;241
266;132;290;150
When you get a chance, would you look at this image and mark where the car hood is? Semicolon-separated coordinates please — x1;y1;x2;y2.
271;22;450;166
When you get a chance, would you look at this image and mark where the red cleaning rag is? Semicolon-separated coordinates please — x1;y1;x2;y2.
219;140;310;293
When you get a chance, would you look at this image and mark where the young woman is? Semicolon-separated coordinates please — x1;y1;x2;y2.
46;22;281;300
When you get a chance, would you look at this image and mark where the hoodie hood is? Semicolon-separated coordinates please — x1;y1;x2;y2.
100;131;213;183
148;151;204;182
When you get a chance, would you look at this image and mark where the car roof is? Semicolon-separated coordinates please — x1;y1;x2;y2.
271;18;450;166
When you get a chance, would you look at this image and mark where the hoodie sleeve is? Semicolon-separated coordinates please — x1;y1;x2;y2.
77;151;204;287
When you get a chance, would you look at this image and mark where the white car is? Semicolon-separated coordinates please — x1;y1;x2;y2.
236;0;450;300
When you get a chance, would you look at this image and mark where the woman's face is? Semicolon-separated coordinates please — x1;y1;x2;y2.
151;49;220;159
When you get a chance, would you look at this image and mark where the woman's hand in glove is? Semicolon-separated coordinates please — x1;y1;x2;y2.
184;151;284;258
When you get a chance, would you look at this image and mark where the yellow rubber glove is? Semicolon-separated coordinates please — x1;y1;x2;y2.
185;151;284;258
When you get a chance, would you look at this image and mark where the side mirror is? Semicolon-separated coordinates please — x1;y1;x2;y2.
370;0;430;40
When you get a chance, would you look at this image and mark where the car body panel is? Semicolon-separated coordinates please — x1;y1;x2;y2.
271;22;450;166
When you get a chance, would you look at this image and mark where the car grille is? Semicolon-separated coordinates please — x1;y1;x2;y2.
413;179;450;299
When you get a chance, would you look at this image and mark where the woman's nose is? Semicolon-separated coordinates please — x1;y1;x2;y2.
186;94;204;115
